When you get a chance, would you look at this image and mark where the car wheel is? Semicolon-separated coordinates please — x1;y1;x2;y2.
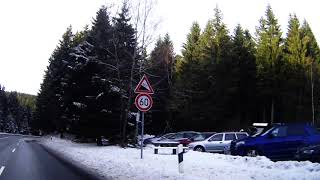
194;146;205;152
246;149;259;157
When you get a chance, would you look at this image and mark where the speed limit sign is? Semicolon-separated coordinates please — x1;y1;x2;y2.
135;93;153;112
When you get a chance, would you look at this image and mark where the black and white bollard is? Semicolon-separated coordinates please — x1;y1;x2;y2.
177;144;184;173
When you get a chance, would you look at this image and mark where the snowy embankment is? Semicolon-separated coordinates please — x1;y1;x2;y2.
42;137;320;180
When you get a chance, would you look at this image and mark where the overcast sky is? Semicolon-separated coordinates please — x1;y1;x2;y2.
0;0;319;95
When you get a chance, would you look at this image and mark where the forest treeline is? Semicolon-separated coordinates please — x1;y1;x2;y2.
0;85;35;134
34;3;320;145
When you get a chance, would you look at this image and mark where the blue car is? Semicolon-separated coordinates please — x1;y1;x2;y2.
230;123;320;160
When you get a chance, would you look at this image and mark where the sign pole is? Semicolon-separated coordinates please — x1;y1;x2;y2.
140;111;144;159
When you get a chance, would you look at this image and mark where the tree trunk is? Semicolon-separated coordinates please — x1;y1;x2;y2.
271;98;274;124
311;62;315;125
263;106;266;122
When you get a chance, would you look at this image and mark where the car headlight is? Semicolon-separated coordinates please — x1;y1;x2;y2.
302;149;314;154
236;141;245;146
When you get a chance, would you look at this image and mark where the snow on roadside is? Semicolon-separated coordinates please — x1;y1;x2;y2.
42;137;320;180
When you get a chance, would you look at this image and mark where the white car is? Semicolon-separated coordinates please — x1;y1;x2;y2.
188;132;249;153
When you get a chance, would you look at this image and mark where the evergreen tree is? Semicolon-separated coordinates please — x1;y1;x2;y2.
301;20;320;125
255;5;283;123
173;22;206;130
35;27;74;134
230;25;257;128
112;2;140;145
282;14;308;121
147;34;175;133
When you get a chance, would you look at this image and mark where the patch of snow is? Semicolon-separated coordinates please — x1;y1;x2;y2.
110;85;121;92
96;93;104;99
100;109;111;113
72;102;87;109
42;137;320;180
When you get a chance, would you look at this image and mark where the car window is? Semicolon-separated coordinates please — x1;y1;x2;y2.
271;126;287;137
193;134;206;141
209;134;223;141
170;133;183;139
203;133;216;138
185;133;197;138
224;133;236;141
162;133;174;139
236;133;248;139
287;126;306;136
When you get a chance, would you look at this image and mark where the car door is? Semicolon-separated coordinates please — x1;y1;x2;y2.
284;125;307;158
223;133;237;152
205;133;224;152
261;126;289;159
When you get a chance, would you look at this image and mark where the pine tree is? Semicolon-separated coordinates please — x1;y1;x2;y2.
112;2;140;145
231;25;257;128
173;22;206;130
147;34;175;133
282;14;308;121
35;27;74;134
301;20;320;125
255;5;283;123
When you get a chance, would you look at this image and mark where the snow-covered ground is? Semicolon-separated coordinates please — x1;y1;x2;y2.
42;137;320;180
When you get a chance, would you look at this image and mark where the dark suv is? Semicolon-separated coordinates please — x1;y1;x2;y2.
230;123;320;160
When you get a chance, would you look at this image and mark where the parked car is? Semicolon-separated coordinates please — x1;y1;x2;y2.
153;131;201;147
188;132;249;153
248;123;271;136
295;144;320;163
230;123;320;160
191;132;216;142
143;133;175;145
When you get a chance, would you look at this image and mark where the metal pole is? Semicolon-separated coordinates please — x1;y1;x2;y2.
135;112;140;145
140;111;144;159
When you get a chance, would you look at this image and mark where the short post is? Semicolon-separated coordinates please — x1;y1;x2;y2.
177;144;184;173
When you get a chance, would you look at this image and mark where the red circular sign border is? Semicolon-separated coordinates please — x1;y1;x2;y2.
135;93;153;112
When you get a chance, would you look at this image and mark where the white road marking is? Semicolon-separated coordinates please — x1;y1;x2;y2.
0;137;8;140
12;148;16;153
0;166;5;176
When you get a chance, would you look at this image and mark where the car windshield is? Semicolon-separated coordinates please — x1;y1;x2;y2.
261;127;276;136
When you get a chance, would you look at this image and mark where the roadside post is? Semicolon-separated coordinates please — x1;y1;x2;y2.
134;75;154;159
178;144;184;173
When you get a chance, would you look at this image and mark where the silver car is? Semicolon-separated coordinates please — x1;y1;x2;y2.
188;132;249;153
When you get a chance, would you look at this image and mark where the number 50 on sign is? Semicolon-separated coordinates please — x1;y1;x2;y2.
135;93;153;112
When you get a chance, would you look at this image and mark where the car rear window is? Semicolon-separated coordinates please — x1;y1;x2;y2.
236;133;248;139
224;133;236;141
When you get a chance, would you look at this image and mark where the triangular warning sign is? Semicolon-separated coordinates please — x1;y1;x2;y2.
134;75;154;94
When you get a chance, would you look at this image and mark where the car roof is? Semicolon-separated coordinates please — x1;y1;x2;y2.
216;132;248;134
176;131;199;133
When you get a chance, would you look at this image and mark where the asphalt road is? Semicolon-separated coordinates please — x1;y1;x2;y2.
0;133;96;180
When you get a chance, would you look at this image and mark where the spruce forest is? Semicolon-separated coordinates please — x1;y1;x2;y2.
0;85;35;134
33;3;320;145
